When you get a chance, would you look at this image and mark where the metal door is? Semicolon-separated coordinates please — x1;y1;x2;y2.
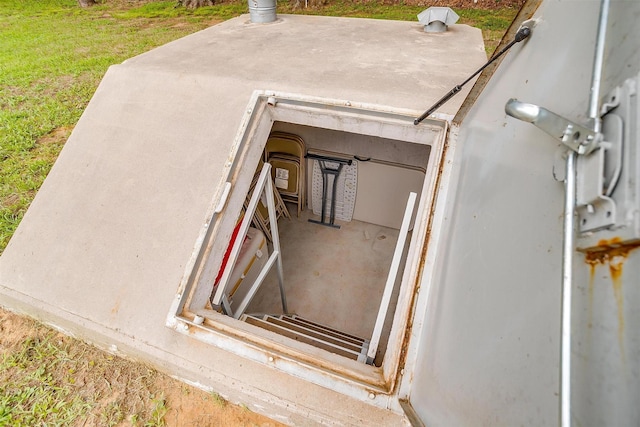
400;0;640;425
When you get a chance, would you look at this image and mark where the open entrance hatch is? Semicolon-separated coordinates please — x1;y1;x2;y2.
168;91;447;394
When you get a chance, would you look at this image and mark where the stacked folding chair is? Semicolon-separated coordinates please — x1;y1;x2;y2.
243;159;290;241
264;131;306;217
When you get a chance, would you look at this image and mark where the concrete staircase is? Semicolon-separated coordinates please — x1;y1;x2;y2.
241;314;370;363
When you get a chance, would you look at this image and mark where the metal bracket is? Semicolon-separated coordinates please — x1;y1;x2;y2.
575;147;617;232
576;74;639;237
575;108;623;232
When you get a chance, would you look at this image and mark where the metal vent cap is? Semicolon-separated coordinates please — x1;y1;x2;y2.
417;7;459;33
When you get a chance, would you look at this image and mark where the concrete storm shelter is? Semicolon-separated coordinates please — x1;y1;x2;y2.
2;1;639;425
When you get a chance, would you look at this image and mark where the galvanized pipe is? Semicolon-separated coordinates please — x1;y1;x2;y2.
589;0;610;132
560;1;610;425
560;150;576;427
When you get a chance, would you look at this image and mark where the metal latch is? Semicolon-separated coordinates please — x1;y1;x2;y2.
505;72;636;235
505;99;602;155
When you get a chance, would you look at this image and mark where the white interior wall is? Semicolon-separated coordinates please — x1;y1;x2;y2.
272;121;428;228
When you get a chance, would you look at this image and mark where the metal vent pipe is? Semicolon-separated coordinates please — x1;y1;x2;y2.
248;0;277;23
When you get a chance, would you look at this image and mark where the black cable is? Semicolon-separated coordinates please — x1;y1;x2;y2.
414;26;531;125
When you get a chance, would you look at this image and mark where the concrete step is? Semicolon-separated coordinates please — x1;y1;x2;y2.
242;314;369;362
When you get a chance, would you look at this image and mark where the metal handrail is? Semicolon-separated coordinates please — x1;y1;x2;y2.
366;192;417;364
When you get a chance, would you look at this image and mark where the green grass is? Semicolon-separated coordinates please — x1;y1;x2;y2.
0;335;92;426
114;1;247;20
146;394;168;426
0;0;517;254
457;8;517;54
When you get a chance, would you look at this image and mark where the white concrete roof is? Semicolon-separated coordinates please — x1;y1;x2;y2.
0;14;485;425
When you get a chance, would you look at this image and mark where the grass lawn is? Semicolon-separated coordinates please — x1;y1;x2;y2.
0;0;519;424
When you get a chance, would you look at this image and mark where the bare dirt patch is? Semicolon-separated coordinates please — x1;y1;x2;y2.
158;375;283;427
37;125;74;146
0;194;22;210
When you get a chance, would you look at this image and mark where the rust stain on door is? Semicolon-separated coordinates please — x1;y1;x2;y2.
583;238;640;359
608;258;625;358
588;263;596;328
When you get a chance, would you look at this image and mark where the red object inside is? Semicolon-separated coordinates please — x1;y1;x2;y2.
214;218;245;287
